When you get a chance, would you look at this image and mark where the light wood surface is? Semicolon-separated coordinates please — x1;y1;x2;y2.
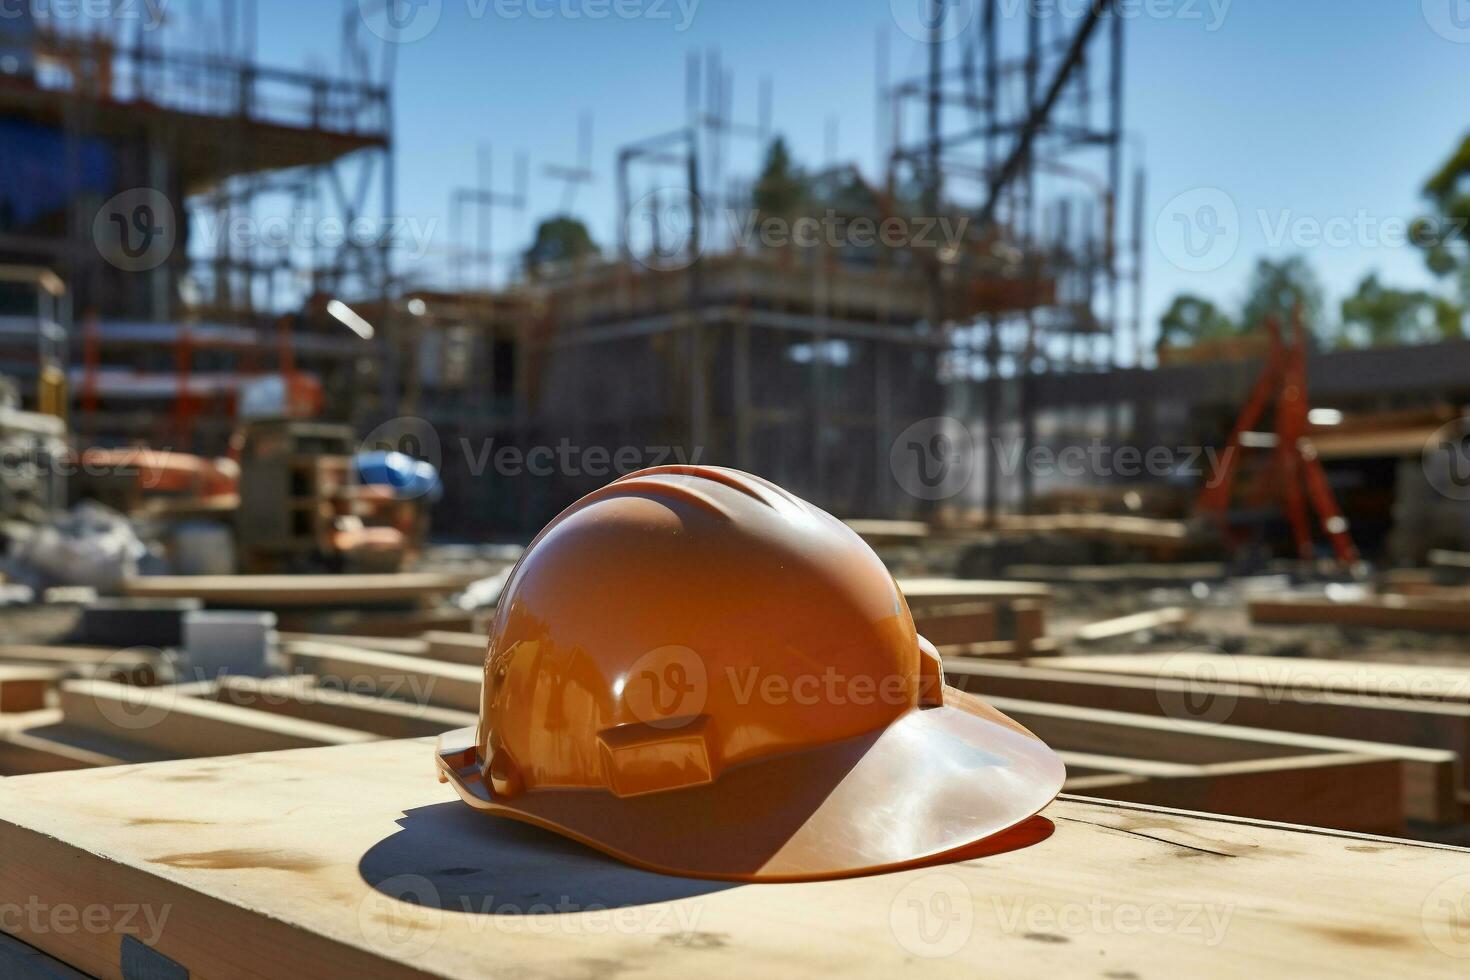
283;641;483;712
948;659;1467;820
0;738;1466;978
121;573;483;607
1044;652;1470;704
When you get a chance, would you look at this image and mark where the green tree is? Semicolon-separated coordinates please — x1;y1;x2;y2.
1156;294;1238;350
1338;273;1463;348
1240;256;1326;334
752;138;809;222
1415;134;1470;303
523;215;599;275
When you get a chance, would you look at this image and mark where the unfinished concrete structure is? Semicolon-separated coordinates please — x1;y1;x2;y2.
0;4;394;450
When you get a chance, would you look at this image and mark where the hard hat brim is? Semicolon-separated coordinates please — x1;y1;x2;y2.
436;684;1065;882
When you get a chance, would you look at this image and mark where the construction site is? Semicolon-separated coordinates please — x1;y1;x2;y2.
0;1;1467;976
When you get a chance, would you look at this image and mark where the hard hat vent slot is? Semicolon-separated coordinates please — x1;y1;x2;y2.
597;716;718;798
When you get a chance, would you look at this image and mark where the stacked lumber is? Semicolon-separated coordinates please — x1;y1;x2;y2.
0;738;1463;978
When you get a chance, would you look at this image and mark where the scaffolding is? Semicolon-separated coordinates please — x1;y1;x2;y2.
883;0;1143;513
0;2;396;450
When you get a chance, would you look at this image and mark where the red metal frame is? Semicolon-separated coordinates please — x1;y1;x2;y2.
1196;311;1359;566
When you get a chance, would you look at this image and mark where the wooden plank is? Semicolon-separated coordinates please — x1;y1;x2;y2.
912;603;997;647
897;577;1051;611
940;637;1061;661
1073;607;1193;643
59;680;376;758
0;645;164;683
277;632;430;656
0;667;61;713
0;709;130;775
985;697;1404;834
948;660;1465;820
844;518;931;544
206;676;476;739
1044;652;1470;704
1078;753;1405;835
121;572;483;608
1005;561;1228;584
1250;594;1470;631
282;641;482;712
0;739;1465;979
422;631;489;666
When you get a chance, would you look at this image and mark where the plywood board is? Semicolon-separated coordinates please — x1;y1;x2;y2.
0;739;1465;978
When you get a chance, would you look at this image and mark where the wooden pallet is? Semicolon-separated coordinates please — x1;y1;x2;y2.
0;739;1464;978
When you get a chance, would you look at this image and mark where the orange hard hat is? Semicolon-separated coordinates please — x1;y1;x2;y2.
436;465;1064;881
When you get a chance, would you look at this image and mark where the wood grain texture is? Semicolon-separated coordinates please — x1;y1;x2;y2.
0;739;1464;978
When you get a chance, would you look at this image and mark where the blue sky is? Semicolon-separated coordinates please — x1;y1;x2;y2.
251;0;1470;356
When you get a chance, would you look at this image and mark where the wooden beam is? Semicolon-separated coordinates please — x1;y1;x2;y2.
0;739;1463;978
277;633;430;656
1044;652;1470;704
986;696;1404;834
912;603;997;646
1074;753;1404;836
0;667;61;713
282;641;482;712
947;660;1465;820
1073;607;1193;644
121;573;483;608
422;631;489;666
59;680;375;758
1250;594;1470;631
897;577;1051;612
206;676;475;739
0;645;164;683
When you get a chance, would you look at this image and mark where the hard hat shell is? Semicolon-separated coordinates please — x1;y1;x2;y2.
437;465;1064;881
